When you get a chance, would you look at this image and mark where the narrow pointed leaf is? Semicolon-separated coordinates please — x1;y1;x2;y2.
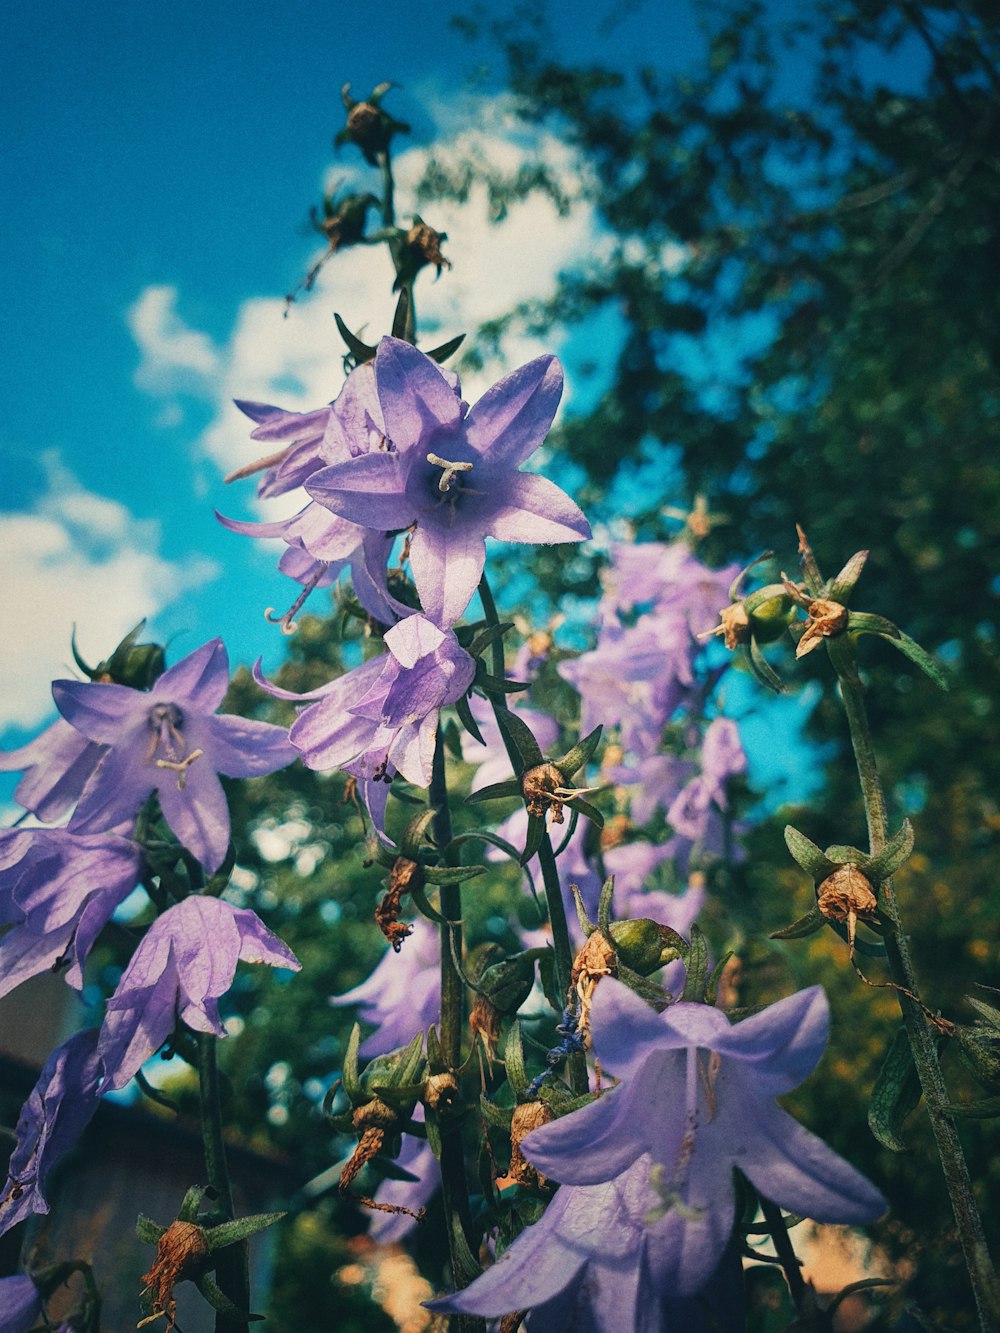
206;1213;286;1252
943;1096;1000;1119
827;549;868;602
784;825;836;879
401;807;438;853
616;960;671;1007
829;919;887;956
495;707;545;768
427;332;466;364
705;950;736;1006
466;778;521;805
196;1272;263;1322
564;796;604;829
408;882;450;924
848;612;900;639
343;1024;362;1100
480;1095;514;1130
881;629;949;690
468;621;515;660
520;813;546;866
571;884;595;936
423;864;485;886
179;1185;207;1223
334;313;377;362
391;287;411;341
868;1025;923;1152
597;875;615;933
769;905;827;940
136;1215;165;1243
476;669;530;694
867;819;915;880
748;637;785;692
966;996;1000;1035
504;1022;528;1095
551;807;579;857
454;690;486;746
442;717;464;759
557;725;603;780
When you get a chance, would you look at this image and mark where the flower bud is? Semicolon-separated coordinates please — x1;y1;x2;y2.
336;82;410;164
608;918;682;976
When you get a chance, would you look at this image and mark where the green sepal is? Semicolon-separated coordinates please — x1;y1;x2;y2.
784;825;836;879
597;875;615;933
847;611;900;639
556;725;603;780
617;959;671;1008
551;807;580;857
179;1185;207;1222
467;621;515;661
705;950;735;1006
475;662;531;694
205;1212;286;1252
495;707;545;768
466;779;521;805
564;796;604;829
450;828;529;868
826;549;868;602
372;1080;428;1112
867;819;914;880
504;1022;528;1096
748;637;785;693
520;813;546;866
822;844;868;866
342;1024;362;1100
829;919;886;956
967;996;1000;1035
956;1027;1000;1092
742;581;790;615
391;287;411;341
798;538;824;596
943;1096;1000;1119
423;864;485;887
334;313;377;363
441;716;464;759
454;690;486;746
868;1025;922;1152
882;628;949;690
427;332;466;364
681;924;709;1002
195;1272;264;1322
136;1214;165;1243
426;1024;444;1071
769;905;827;940
386;1030;426;1089
480;1095;514;1130
400;807;437;857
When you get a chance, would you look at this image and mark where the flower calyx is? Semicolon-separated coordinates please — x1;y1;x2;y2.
704;553;797;693
392;216;452;292
136;1187;282;1328
310;189;379;252
335;82;410;165
468;943;550;1058
334;1026;427;1191
72;619;165;690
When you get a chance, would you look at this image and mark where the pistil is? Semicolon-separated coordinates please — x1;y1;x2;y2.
426;452;474;493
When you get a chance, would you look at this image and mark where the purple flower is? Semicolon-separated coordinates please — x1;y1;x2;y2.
0;718;105;823
520;980;886;1297
666;716;747;843
0;1275;43;1333
306;337;590;627
53;638;296;873
600;542;739;637
277;614;475;792
0;827;141;999
331;917;439;1060
0;1029;103;1239
96;896;300;1091
427;1157;746;1331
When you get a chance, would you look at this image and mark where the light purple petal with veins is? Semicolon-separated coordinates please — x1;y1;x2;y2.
463;354;563;467
485;472;591;544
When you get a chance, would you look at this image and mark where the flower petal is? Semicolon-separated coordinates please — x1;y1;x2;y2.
204;714;296;778
375;336;463;450
464;355;563;467
156;758;231;874
408;524;485;628
484;472;592;544
155;638;230;712
307;453;415;530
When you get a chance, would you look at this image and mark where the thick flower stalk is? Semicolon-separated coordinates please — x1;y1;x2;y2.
53;638;296;873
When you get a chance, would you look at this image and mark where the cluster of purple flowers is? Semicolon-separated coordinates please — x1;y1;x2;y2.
0;639;300;1241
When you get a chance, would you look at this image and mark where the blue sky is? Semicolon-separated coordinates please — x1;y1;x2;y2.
2;0;925;804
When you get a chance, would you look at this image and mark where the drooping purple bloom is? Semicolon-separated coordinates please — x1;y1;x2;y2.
96;895;300;1091
0;1275;43;1333
599;541;739;637
275;614;475;793
0;718;105;823
426;1157;747;1331
0;1028;103;1239
666;716;747;844
53;638;296;873
306;337;590;628
0;827;142;999
521;980;887;1297
330;917;440;1060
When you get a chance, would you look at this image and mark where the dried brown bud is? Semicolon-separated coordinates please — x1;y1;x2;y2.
572;932;618;1038
352;1097;399;1134
374;856;423;951
423;1072;460;1114
405;221;451;278
817;865;878;922
140;1220;209;1330
508;1101;554;1187
794;597;849;658
346;102;383;150
469;992;503;1057
717;602;751;650
522;762;568;822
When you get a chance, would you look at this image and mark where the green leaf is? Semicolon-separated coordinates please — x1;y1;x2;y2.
136;1215;165;1244
564;796;604;829
391;287;411;341
879;628;949;690
705;951;735;1006
453;691;485;747
495;706;545;768
826;549;868;602
681;924;709;1002
342;1024;362;1101
867;818;914;880
423;864;485;886
847;611;900;639
966;996;1000;1035
942;1096;1000;1119
196;1272;264;1321
504;1021;528;1095
769;905;827;940
466;778;521;804
868;1025;923;1152
784;825;836;879
747;637;785;693
520;813;546;866
480;1094;514;1129
205;1212;286;1252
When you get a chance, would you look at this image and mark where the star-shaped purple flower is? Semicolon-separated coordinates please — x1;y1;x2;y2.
521;979;886;1297
306;337;591;627
53;638;296;873
0;1028;103;1239
330;916;440;1060
96;895;300;1091
0;826;142;999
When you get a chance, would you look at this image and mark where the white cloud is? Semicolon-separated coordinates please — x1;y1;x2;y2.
127;284;222;394
127;94;604;485
0;454;218;731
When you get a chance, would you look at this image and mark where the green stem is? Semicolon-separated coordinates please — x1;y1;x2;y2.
197;1033;249;1333
760;1199;808;1317
828;634;998;1332
477;574;587;1094
430;733;481;1322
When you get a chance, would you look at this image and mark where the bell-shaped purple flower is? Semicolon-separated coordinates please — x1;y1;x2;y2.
0;718;105;823
96;895;300;1091
0;826;142;999
520;980;886;1297
306;337;590;628
0;1028;103;1239
278;613;475;792
53;638;296;873
0;1274;44;1333
427;1155;746;1331
330;916;440;1060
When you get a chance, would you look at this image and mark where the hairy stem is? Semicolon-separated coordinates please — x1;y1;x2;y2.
197;1033;249;1333
828;634;998;1331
